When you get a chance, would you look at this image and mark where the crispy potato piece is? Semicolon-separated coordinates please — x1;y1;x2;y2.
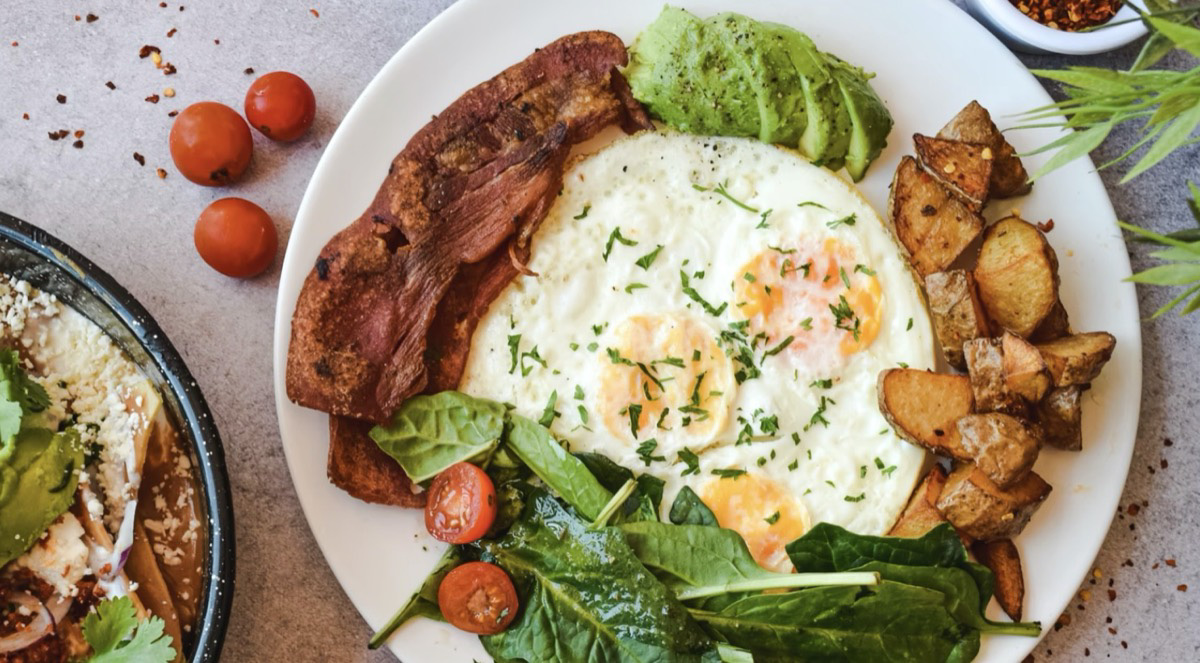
972;538;1026;621
913;134;993;211
1030;299;1071;342
889;156;985;277
1001;332;1052;403
938;100;1032;199
1036;331;1116;387
1039;385;1083;451
878;369;974;460
975;216;1061;338
889;465;950;538
964;338;1027;416
925;270;990;369
956;413;1042;488
937;464;1052;541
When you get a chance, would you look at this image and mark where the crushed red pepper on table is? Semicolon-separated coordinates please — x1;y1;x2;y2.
1009;0;1122;31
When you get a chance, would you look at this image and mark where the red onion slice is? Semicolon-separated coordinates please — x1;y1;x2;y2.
0;592;54;654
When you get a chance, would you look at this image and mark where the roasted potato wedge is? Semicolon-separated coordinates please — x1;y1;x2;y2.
938;100;1032;199
890;156;985;277
964;338;1026;415
972;538;1026;621
937;464;1052;540
1036;331;1116;387
889;464;950;538
1001;332;1052;403
1038;385;1083;451
956;413;1042;488
1030;299;1071;342
925;270;990;369
975;216;1061;338
913;134;993;211
878;369;974;460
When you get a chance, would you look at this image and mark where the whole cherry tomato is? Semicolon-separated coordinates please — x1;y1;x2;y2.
169;102;253;186
193;198;277;278
437;562;518;635
424;462;497;544
244;71;316;142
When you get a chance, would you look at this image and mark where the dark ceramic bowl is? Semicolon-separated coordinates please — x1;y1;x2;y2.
0;211;234;662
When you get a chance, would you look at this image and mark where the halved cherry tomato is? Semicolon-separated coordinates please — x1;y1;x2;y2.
193;197;278;278
437;561;518;635
244;71;316;142
425;462;497;544
169;101;253;186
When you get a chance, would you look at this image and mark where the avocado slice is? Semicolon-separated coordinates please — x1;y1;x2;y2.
709;13;806;145
764;25;842;167
0;427;83;567
825;54;893;181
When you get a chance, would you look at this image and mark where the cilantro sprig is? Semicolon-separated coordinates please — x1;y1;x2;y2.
82;596;176;663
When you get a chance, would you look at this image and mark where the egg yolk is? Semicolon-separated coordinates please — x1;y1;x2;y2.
701;474;811;573
597;313;735;453
733;237;883;369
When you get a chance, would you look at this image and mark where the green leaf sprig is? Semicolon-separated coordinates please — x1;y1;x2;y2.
1120;181;1200;316
1016;16;1200;183
82;596;176;663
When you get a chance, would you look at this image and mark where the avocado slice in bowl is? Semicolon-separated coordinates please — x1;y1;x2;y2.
825;54;893;182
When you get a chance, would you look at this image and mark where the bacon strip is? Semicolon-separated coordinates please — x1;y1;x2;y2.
287;30;650;425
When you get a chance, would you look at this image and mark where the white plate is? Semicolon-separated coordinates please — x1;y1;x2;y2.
272;1;1143;661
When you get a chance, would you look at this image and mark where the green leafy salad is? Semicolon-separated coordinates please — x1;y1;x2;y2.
367;391;1039;662
624;7;893;181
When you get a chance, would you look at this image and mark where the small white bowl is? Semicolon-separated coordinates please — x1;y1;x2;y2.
962;0;1149;54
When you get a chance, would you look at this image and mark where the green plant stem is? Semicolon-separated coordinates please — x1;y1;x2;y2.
675;571;879;600
589;478;638;529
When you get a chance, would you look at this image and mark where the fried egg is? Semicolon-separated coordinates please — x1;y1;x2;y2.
460;131;934;572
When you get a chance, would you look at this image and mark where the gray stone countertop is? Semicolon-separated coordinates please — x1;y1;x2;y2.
0;1;1195;661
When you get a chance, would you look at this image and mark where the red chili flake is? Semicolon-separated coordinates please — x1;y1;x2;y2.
179;5;185;10
156;168;167;179
1107;589;1116;601
1121;641;1128;649
48;131;62;141
1161;459;1169;469
167;110;179;117
72;140;83;149
145;94;160;103
74;15;81;21
1008;0;1121;31
310;8;320;17
73;129;84;138
159;1;167;6
86;13;98;22
1164;438;1174;446
244;67;255;75
214;38;221;45
1152;562;1160;569
163;62;177;75
1127;504;1140;516
167;28;177;37
1107;626;1117;634
1179;584;1189;592
139;44;161;58
1166;559;1177;567
1037;218;1055;233
56;94;67;104
105;80;116;90
11;41;18;47
22;113;29;120
133;152;145;166
1084;647;1090;657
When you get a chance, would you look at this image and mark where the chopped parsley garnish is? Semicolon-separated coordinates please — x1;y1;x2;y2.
809;378;833;389
907;317;914;331
507;334;521;374
829;295;861;341
606;347;635;366
898;362;909;368
689;371;707;405
680;270;728;317
882;465;897;477
799;317;813;331
780;258;813;279
844;493;866;503
825;479;837;488
756;208;773;229
603;227;638;261
625;403;643;439
569;342;579;351
693;180;759;213
656;408;671;429
804;395;835;431
573;385;585;400
654;356;685;368
854;264;876;276
577;405;589;425
712;468;747;479
839;266;851;290
717;324;761;384
625;282;649;293
692;349;701;362
574;204;591;220
762;335;794;361
826;213;857;229
765;511;781;525
759;414;779;435
636;362;665;391
788;459;799;471
769;245;796;255
520;346;547;376
538;390;559;427
797;201;830;210
592;323;607;336
743;272;757;283
636;244;664;270
677;404;710;421
860;465;868;478
587;342;599;352
678;448;700;476
791;432;801;445
874;457;886;470
637;439;665;466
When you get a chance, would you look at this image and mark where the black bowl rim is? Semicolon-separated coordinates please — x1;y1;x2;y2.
0;211;235;661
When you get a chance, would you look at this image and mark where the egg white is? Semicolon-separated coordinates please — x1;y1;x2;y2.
460;131;934;545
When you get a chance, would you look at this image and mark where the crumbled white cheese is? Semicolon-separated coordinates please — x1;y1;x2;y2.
12;513;90;598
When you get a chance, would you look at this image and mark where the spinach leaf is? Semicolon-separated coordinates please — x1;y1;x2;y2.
668;486;717;527
504;415;612;521
480;489;715;662
368;546;462;649
692;581;978;663
853;562;1039;637
785;522;966;572
575;451;663;524
369;391;506;482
